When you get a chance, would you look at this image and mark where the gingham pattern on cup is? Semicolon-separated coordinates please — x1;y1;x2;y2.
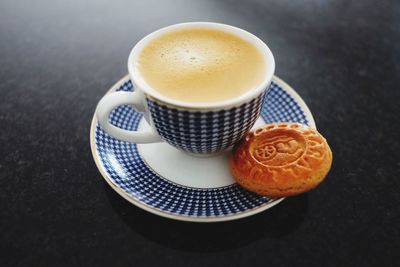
93;76;312;220
146;93;266;154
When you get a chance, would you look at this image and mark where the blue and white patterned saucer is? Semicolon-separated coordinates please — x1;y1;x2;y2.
90;75;315;222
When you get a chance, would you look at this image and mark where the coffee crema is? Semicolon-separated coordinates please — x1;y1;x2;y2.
136;27;267;103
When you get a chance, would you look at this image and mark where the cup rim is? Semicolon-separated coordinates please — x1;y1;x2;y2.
128;22;275;110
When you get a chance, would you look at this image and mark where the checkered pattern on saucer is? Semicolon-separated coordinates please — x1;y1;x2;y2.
262;82;308;124
146;93;265;154
94;77;310;218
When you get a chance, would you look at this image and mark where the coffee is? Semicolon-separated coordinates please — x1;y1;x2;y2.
137;28;267;103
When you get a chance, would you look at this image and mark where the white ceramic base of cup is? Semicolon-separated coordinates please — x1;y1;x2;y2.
136;117;265;189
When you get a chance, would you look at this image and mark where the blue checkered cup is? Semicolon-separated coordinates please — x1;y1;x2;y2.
96;22;275;155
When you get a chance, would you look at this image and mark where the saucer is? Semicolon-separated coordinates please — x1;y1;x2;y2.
90;75;315;222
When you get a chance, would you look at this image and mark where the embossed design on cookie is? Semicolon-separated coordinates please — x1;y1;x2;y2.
233;123;328;181
251;133;306;166
230;122;332;197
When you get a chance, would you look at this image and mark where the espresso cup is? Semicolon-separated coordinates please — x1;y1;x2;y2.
96;22;275;155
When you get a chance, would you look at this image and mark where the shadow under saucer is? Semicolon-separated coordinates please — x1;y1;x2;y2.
104;182;309;252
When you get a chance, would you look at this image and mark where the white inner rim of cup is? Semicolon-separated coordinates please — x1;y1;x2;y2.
128;22;275;109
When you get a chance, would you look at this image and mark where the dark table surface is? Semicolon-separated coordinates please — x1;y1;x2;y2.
1;0;399;266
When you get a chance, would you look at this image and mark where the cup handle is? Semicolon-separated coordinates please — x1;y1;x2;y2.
95;91;162;143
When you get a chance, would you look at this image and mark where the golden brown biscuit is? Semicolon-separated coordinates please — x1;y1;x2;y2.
229;123;332;197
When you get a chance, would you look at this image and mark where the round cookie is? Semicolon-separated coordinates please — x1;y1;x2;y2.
229;123;332;197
